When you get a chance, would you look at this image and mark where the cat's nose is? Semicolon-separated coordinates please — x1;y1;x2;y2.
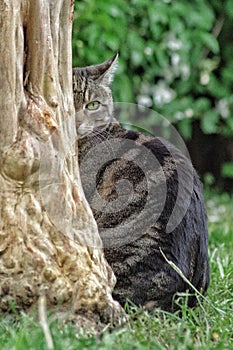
76;120;82;128
75;110;84;125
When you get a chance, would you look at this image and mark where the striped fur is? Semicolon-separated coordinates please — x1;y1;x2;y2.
73;57;209;312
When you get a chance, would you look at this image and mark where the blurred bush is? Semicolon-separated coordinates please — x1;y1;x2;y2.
72;0;233;189
73;0;232;136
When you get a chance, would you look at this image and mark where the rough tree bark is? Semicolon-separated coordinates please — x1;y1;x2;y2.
0;0;122;328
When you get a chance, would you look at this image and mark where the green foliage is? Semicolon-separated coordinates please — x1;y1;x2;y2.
221;162;233;179
0;191;232;349
72;0;233;140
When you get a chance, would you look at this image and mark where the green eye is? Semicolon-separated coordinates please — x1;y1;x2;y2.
86;101;100;110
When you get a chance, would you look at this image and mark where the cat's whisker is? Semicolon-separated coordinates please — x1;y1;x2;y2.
92;128;117;159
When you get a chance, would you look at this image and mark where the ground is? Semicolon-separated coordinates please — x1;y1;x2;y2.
0;189;232;350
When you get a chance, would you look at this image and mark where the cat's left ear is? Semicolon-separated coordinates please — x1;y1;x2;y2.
96;53;118;85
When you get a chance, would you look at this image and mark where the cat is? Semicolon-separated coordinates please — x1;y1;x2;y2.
73;55;210;312
73;53;118;137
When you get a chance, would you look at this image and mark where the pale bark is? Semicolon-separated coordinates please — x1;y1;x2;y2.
0;0;122;327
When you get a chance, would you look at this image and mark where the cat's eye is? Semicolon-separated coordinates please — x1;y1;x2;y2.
86;101;100;111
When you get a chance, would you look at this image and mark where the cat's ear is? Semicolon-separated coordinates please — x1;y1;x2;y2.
88;53;118;85
97;53;118;85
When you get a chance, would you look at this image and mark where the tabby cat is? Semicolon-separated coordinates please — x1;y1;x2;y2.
73;55;210;312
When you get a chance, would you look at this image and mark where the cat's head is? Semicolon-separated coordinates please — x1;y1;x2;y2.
73;53;118;137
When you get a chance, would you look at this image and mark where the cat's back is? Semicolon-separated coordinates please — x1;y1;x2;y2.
78;123;209;311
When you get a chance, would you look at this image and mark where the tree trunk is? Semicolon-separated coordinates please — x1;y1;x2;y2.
0;0;122;328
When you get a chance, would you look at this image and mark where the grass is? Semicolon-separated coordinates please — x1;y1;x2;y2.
0;190;232;350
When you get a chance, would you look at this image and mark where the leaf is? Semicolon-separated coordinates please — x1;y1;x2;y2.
221;162;233;178
195;98;211;113
199;32;220;54
178;119;192;139
226;0;233;18
200;110;219;134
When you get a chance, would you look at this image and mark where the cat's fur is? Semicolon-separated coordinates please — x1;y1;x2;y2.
73;54;118;137
73;56;210;312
